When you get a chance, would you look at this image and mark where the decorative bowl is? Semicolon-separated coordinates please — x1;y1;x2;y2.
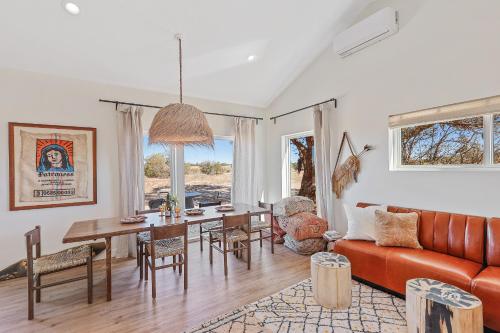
185;208;205;216
215;205;235;212
120;215;147;224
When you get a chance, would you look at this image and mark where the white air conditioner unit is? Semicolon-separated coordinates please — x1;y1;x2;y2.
333;7;398;57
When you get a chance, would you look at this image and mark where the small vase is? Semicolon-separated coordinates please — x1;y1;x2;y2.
175;207;181;218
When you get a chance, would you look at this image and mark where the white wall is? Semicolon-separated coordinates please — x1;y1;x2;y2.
266;0;500;233
0;68;265;268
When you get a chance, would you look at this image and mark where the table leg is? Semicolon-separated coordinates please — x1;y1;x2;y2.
105;237;112;301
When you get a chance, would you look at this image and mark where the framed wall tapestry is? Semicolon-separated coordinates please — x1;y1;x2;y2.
9;122;97;211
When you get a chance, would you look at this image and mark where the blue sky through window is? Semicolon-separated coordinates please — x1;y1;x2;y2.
143;136;233;164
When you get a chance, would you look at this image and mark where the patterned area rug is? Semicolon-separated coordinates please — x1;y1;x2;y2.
188;279;406;333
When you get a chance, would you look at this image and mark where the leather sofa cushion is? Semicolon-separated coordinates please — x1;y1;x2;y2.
332;239;390;287
471;266;500;332
357;203;486;264
487;218;500;266
386;247;482;294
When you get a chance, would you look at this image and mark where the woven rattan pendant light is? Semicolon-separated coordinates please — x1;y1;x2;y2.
149;34;214;147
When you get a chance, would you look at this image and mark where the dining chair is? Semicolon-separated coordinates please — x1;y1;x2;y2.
198;200;223;251
144;222;188;299
135;208;160;279
207;212;251;276
25;226;95;320
250;201;275;254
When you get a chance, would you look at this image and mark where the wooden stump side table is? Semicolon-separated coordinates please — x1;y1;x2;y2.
310;252;351;309
406;278;483;333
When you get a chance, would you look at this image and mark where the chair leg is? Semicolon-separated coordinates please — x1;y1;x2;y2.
136;240;140;267
87;256;93;304
223;241;228;277
178;254;183;275
247;238;251;270
209;234;213;265
35;275;41;303
199;225;203;251
173;255;177;272
139;243;144;280
271;229;275;254
259;230;263;247
27;273;34;320
184;254;188;290
151;264;156;299
145;257;149;281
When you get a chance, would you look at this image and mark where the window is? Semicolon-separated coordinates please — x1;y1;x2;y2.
184;138;233;208
389;95;500;170
400;117;484;166
495;114;500;164
143;137;171;209
282;132;316;201
184;138;233;239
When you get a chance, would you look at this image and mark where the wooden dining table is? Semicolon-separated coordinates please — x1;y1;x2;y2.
62;203;271;301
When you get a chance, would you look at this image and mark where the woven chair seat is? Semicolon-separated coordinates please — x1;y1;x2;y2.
137;232;150;243
201;221;222;232
205;229;249;242
146;238;184;258
251;220;271;232
33;245;91;275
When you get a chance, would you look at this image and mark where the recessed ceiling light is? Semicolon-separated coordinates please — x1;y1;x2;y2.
63;1;80;15
247;55;256;62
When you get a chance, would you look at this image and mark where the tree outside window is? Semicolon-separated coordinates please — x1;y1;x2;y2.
401;117;484;166
289;136;315;201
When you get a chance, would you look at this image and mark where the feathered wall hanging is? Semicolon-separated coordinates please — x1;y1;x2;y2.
332;132;373;199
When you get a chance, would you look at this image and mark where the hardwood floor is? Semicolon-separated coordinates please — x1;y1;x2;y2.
0;241;310;333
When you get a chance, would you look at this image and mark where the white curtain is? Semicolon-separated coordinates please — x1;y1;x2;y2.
313;101;336;229
232;118;259;205
116;105;145;258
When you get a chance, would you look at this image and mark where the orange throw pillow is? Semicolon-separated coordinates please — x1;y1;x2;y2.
374;210;422;249
285;212;328;241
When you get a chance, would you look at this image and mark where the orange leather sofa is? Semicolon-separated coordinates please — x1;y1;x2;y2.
332;203;500;332
472;218;500;332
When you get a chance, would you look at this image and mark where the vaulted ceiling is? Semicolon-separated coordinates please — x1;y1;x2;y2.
0;0;372;107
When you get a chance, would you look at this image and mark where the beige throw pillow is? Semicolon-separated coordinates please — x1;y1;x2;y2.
343;204;387;241
374;210;422;249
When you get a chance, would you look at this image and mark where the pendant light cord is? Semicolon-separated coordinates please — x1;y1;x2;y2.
178;36;183;104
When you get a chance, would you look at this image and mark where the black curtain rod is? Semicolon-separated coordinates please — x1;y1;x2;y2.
99;99;264;122
269;98;337;124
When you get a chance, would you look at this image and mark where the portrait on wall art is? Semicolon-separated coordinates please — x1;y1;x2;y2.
9;122;97;210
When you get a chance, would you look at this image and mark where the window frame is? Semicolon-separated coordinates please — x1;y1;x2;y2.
389;114;500;171
281;130;314;198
